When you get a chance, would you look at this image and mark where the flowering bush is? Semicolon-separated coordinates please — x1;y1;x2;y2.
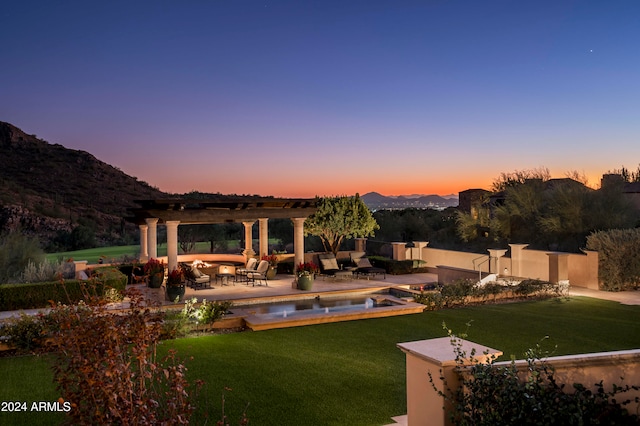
167;267;184;287
261;254;279;267
143;258;164;275
297;262;319;276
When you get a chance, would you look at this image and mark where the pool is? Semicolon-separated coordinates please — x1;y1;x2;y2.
241;295;395;319
238;291;426;330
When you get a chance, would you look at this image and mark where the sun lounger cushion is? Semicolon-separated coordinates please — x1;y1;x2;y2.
357;258;373;268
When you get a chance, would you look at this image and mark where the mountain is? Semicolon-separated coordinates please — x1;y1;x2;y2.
361;192;458;211
0;121;170;249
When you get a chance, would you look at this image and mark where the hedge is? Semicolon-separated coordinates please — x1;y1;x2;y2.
586;228;640;291
0;268;127;311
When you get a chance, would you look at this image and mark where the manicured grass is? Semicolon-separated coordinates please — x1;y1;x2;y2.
45;241;247;264
45;244;149;264
2;297;639;425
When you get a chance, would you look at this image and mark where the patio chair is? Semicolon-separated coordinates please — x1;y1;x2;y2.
182;263;211;289
246;260;270;286
317;253;353;280
350;252;386;280
235;257;258;284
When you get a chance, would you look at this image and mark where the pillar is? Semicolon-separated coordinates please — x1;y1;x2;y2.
145;218;159;260
397;337;502;426
166;220;180;273
292;217;306;270
508;244;528;277
242;221;256;260
548;252;569;285
411;241;428;261
354;238;367;253
139;224;149;262
488;248;508;275
391;242;407;261
258;218;269;258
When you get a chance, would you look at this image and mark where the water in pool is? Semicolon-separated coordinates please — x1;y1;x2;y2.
242;295;391;318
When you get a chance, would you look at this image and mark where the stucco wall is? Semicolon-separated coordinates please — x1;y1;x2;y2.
423;248;490;273
568;250;599;289
398;338;640;426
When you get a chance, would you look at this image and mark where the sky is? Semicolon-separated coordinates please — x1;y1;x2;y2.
2;1;639;198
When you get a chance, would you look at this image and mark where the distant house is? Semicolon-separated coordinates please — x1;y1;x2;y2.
601;174;640;212
458;189;491;218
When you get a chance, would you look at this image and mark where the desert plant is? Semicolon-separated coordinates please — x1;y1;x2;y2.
20;259;64;283
0;230;45;283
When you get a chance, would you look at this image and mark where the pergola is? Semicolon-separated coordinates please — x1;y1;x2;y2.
128;197;317;272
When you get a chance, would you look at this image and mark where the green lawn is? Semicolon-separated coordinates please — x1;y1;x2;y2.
45;241;247;265
2;297;639;425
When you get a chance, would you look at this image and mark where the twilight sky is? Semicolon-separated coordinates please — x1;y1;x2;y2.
2;1;639;198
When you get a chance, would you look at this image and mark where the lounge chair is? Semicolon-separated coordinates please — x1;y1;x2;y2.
317;253;353;280
235;257;258;283
182;263;211;289
350;252;386;280
246;260;270;286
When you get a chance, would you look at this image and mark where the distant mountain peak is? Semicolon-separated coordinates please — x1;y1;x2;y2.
361;192;458;210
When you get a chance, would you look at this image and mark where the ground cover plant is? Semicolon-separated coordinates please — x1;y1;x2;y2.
1;297;640;425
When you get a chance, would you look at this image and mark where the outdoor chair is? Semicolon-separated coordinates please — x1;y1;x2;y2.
235;257;258;283
246;260;270;286
183;263;211;289
350;252;386;280
317;253;353;280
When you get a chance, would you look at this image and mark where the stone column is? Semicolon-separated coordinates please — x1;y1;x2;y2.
242;221;256;260
397;337;502;426
391;242;407;261
258;218;269;258
139;224;149;262
165;220;180;273
292;218;306;270
413;242;428;259
488;248;508;275
354;238;367;253
508;244;529;277
145;218;159;260
548;252;569;285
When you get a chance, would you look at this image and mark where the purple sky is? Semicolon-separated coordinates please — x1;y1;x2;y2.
2;1;639;197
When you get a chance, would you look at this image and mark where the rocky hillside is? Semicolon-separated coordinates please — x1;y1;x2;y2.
0;121;169;249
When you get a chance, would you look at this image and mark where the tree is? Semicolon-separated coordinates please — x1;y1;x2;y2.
304;195;379;255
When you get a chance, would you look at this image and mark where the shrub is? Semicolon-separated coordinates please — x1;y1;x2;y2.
0;313;47;352
439;279;476;307
0;230;45;283
20;259;64;283
194;299;233;325
87;266;127;293
513;279;555;297
0;269;127;310
587;228;640;291
48;288;202;424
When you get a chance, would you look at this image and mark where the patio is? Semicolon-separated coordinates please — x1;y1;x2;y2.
140;272;439;306
137;272;439;330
